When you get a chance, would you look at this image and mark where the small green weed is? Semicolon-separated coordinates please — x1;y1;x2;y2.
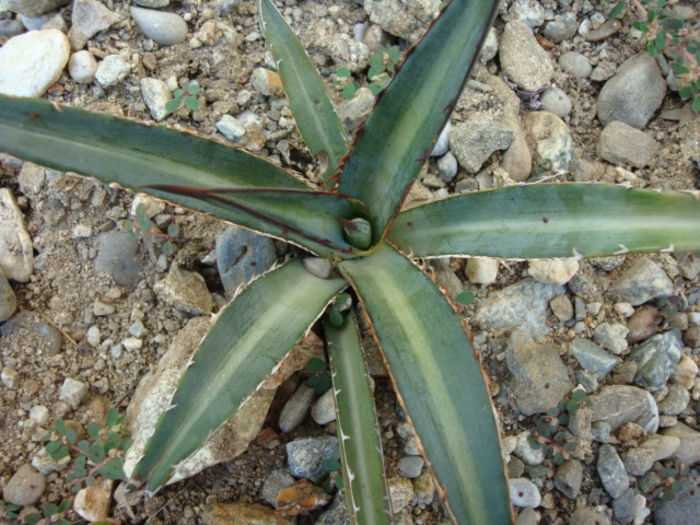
607;0;699;111
335;46;401;99
528;389;591;465
165;81;201;114
0;499;70;525
320;458;344;492
122;203;180;256
43;408;132;494
304;357;332;395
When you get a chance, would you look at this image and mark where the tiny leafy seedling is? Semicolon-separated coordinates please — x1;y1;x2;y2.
165;81;201;114
335;46;401;98
122;203;180;256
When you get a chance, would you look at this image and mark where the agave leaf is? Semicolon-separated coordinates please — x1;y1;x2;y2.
0;95;361;257
339;243;511;525
337;0;498;243
132;260;346;492
390;184;700;258
325;313;393;525
258;0;348;184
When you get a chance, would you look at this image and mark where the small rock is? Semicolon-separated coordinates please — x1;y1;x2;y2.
465;257;499;285
543;12;578;43
523;111;574;173
593;322;629;355
653;479;700;525
59;377;88;409
397;455;424;478
279;383;315;433
286;436;339;483
262;469;295;508
528;258;578;285
598;53;666;129
311;388;336;425
0;272;17;322
475;279;563;338
499;20;554;91
315;490;350;525
29;405;49;425
0;29;70;97
626;305;660;343
201;502;293;525
140;77;170;121
437;152;458;183
599;121;659;168
558;51;592;79
250;67;284;97
590;64;614;82
554;459;583;499
509;477;541;508
590;385;659;434
68;0;120;50
479;27;498;63
192;19;238;47
509;0;545;28
1;366;18;389
2;0;69;17
672;354;698;390
95;54;130;87
662;422;700;465
363;0;438;43
597;443;629;498
93;300;115;316
431;122;451;157
388;476;414;512
613;488;649;525
623;435;680;476
122;337;143;351
130;193;165;218
73;478;112;522
68;50;97;83
570;506;611;525
339;87;375;132
302;257;331;280
216;114;245;142
682;325;700;348
216;226;277;297
571;338;619;378
0;188;33;282
550;294;573;321
506;332;573;415
514;431;545;465
627;331;682;391
130;6;188;46
1;464;45;506
540;87;572;118
154;265;214;315
32;445;71;474
85;325;101;347
448;113;513;173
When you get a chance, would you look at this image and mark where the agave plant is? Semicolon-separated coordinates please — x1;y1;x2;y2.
1;0;699;523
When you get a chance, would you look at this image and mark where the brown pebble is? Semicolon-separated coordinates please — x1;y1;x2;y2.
585;19;622;41
683;325;700;348
626;305;660;343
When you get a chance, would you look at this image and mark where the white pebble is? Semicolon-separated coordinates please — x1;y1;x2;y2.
29;405;50;425
59;377;88;409
86;325;101;347
122;337;143;351
509;477;541;507
465;257;499;285
614;302;635;317
140;77;170;122
72;224;92;238
216;115;245;141
130;6;188;46
95;55;130;87
68;50;97;83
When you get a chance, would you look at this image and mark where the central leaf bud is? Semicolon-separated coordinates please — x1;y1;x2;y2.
342;217;372;250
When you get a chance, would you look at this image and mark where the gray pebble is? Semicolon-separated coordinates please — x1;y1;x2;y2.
68;0;120;50
0;19;25;37
509;0;545;28
134;0;170;7
599;121;659;168
658;381;690;415
339;87;375;132
286;436;339;483
130;6;188;46
593;322;628;355
627;330;682;391
653;479;700;525
506;332;572;415
448;113;513;173
661;422;700;466
597;443;629;499
558;51;592;79
279;383;315;432
570;507;611;525
598;54;667;129
436;152;458;183
554;459;583;499
2;464;46;506
613;488;648;525
623;435;680;476
590;385;659;434
216;226;277;297
5;0;69;17
590;64;614;82
549;293;573;321
1;366;18;389
315;490;350;525
431;122;451;157
523;111;574;173
509;477;541;508
311;387;336;425
610;258;673;306
543;12;577;42
216;115;245;142
397;455;424;478
140;77;170;121
95;54;130;87
478;27;498;63
540;87;572;118
262;469;294;507
571;338;619;378
302;257;332;280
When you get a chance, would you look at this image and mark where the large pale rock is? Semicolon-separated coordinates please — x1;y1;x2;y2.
154;265;214;315
523;111;574;173
589;385;659;434
662;422;700;465
599;121;659;168
130;6;188;46
0;188;33;282
499;20;554;92
0;29;70;97
363;0;440;43
528;258;578;285
124;318;324;486
0;0;69;17
68;0;120;50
